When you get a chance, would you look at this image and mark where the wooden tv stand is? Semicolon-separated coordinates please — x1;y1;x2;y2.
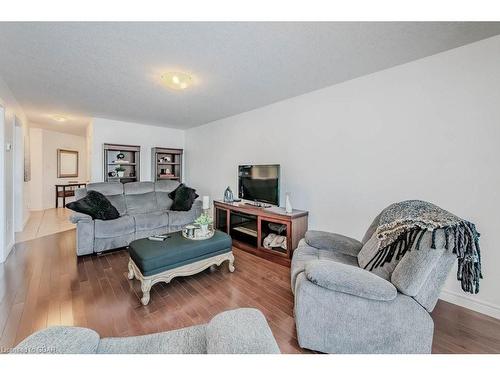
213;200;308;266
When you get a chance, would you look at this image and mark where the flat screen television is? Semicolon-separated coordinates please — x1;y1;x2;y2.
238;164;280;206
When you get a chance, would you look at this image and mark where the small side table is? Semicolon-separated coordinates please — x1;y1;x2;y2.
55;183;86;208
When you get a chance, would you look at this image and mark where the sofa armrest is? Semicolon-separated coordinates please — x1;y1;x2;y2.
206;308;280;354
11;326;100;354
304;230;363;256
69;212;93;224
305;260;397;301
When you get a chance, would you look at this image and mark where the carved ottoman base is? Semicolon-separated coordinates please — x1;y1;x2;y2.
128;251;235;305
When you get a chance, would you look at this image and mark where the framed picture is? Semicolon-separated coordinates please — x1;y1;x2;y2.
57;149;79;178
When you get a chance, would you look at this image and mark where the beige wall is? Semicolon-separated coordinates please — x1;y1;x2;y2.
29;127;88;210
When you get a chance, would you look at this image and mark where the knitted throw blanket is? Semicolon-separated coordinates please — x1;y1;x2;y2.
364;200;482;294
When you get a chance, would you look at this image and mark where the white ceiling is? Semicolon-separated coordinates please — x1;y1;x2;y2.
1;22;500;130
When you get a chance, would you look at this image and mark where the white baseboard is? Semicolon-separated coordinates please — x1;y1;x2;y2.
439;289;500;320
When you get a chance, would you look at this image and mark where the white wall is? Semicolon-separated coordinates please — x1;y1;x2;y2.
186;35;500;318
0;75;29;262
29;127;88;210
90;118;185;182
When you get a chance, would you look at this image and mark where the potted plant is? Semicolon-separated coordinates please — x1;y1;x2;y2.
115;166;126;178
194;213;213;236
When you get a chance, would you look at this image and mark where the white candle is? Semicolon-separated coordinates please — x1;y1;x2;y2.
202;195;210;210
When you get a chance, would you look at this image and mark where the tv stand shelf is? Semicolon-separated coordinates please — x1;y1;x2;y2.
213;200;308;266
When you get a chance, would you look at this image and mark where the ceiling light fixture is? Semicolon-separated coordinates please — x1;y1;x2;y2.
51;115;68;122
161;71;193;90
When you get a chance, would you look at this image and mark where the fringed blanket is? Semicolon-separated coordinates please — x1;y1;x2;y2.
364;200;482;294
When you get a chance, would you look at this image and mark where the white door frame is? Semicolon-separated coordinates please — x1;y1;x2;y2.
14;117;24;232
0;104;6;263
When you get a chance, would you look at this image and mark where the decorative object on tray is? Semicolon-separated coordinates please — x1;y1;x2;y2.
108;170;117;177
224;186;234;203
115;165;126;178
182;224;215;240
194;213;213;236
285;192;293;213
202;196;210;211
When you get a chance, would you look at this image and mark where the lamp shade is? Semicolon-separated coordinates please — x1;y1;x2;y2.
202;196;210;210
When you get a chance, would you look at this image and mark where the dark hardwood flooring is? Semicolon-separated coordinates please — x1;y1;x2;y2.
1;229;499;354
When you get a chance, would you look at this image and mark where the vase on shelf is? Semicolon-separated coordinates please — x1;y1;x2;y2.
224;186;234;203
117;171;125;178
285;192;293;214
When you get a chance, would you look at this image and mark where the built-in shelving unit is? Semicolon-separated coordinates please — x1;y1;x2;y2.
103;143;141;183
151;147;183;182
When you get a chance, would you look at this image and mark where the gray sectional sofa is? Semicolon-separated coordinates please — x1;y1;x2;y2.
11;308;281;354
70;181;202;256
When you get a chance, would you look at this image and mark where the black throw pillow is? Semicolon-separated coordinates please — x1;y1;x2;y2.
170;184;199;211
66;190;120;220
168;183;183;200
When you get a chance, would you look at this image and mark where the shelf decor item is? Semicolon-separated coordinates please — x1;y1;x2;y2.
103;143;140;182
285;192;293;213
224;186;234;203
151;147;183;181
115;166;126;178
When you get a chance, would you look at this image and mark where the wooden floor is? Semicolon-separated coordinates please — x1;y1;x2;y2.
1;229;500;354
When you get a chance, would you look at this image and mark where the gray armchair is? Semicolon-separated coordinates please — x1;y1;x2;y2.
292;212;456;354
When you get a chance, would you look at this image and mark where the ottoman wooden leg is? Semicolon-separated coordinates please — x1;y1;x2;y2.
228;253;235;272
141;279;152;306
127;260;135;280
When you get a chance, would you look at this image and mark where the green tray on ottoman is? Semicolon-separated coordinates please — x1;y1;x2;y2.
127;230;234;305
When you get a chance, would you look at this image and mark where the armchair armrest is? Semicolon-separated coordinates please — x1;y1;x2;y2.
206;308;280;354
305;260;397;301
304;230;363;256
69;212;93;224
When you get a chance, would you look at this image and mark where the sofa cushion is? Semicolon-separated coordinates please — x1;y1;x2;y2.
170;184;199;211
94;215;135;238
357;232;399;281
125;192;158;214
155;180;180;193
106;194;127;216
133;211;168;231
168;209;198;227
124;181;155;195
11;326;100;354
155;180;180;210
206;308;280;354
305;260;397;301
97;325;207;354
304;230;363;257
86;182;124;196
66;190;120;220
291;239;358;292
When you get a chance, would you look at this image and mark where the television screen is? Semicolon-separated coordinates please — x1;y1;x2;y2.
238;165;280;206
